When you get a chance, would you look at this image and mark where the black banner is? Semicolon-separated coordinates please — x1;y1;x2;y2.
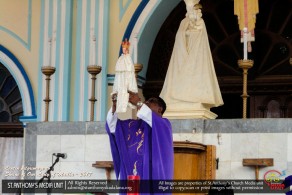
2;180;289;193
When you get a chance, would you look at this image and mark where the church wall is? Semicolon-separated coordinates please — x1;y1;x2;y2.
0;0;151;122
22;119;292;182
0;0;41;114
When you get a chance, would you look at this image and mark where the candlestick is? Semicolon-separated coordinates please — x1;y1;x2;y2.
238;59;253;119
134;64;143;80
41;66;56;122
243;27;248;60
87;65;102;121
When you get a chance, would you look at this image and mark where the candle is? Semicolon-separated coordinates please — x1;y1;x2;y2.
47;38;52;66
90;35;96;65
243;27;248;60
134;34;138;63
127;175;140;195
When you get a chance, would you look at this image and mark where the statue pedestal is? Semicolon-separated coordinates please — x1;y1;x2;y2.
164;103;218;119
164;109;217;119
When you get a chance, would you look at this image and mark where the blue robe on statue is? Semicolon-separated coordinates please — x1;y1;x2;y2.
106;111;174;194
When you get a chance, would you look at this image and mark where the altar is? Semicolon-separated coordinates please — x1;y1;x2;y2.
23;118;292;182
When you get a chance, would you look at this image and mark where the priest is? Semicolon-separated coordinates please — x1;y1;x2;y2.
106;91;174;194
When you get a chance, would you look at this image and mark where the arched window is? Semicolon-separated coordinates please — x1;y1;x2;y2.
0;63;23;137
0;63;23;122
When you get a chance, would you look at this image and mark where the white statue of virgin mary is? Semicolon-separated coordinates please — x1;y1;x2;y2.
160;0;223;119
112;39;138;113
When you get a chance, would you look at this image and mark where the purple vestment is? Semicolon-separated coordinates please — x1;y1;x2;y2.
106;112;174;194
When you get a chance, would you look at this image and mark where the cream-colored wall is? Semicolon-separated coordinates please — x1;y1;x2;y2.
0;0;29;40
0;0;41;101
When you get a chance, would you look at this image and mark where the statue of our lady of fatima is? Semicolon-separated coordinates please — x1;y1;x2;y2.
112;39;138;113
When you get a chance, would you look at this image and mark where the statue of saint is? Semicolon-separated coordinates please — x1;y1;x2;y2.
160;0;223;119
112;39;138;113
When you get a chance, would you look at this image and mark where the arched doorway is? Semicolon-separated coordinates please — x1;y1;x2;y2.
143;0;292;118
0;45;36;136
0;64;23;122
0;63;23;137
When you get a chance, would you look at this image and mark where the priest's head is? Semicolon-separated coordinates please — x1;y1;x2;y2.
145;96;167;116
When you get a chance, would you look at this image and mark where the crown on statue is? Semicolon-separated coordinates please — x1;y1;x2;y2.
121;38;130;49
